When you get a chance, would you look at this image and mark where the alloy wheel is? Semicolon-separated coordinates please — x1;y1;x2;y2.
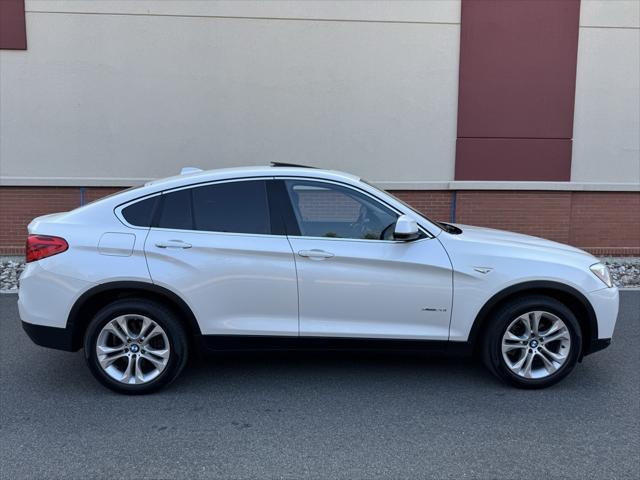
95;314;170;385
501;310;571;379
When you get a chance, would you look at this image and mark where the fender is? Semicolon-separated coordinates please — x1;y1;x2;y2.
67;281;202;348
466;280;598;354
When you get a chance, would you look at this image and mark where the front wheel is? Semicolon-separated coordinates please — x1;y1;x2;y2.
84;299;189;394
482;296;582;389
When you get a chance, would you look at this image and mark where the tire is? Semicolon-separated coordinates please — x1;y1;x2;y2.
84;298;189;394
482;295;582;389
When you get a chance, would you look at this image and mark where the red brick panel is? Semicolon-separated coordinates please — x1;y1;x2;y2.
0;0;27;50
457;0;580;138
455;0;580;181
455;138;572;181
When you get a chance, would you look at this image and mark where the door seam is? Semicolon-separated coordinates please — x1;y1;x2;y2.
285;234;301;337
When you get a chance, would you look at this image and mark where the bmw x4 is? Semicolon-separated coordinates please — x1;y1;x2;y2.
18;165;619;393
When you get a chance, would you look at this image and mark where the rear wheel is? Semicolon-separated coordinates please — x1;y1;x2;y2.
482;296;582;388
84;299;189;394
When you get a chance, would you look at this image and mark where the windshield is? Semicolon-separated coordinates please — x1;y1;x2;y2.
361;180;459;234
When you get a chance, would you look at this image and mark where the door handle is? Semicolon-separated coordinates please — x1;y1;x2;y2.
155;240;192;249
298;249;334;259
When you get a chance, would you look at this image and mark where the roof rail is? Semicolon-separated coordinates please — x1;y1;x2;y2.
270;162;316;169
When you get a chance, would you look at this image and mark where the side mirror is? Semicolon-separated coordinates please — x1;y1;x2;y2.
393;215;420;241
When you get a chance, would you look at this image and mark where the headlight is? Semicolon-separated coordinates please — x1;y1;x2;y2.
590;263;613;288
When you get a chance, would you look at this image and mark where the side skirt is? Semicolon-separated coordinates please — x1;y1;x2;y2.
195;335;473;356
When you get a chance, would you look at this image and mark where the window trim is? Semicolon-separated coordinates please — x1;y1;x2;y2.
276;177;432;243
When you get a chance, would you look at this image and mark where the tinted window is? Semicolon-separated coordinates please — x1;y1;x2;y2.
285;180;397;240
157;189;193;230
156;180;271;234
192;180;270;234
121;196;158;227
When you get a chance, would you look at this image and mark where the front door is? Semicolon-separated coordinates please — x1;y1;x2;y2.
280;179;453;340
144;179;298;336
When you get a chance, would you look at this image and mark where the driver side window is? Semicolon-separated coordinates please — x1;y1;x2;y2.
284;180;398;240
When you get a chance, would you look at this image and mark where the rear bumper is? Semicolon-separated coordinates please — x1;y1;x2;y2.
21;321;76;352
18;261;93;329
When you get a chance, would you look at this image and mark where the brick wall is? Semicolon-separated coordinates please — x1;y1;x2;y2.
454;191;639;256
0;187;123;255
392;191;452;222
456;191;572;244
1;186;638;256
569;192;640;255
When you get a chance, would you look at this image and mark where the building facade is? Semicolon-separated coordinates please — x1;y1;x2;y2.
1;0;639;255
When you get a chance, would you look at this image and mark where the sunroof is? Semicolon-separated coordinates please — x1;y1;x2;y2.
270;162;317;169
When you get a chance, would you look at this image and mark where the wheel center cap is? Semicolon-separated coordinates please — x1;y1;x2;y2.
130;343;140;353
529;339;539;349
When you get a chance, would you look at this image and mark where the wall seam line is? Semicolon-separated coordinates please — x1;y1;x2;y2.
25;10;461;26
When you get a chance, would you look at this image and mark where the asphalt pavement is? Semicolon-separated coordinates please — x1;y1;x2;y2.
1;292;638;479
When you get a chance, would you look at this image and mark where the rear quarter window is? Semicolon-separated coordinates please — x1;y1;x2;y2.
121;196;159;227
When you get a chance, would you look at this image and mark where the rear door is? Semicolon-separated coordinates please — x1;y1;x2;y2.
144;178;298;336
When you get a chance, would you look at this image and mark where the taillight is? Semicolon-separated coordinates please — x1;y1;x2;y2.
25;235;68;263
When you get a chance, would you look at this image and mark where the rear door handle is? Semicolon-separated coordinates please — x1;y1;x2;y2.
298;249;334;259
155;240;192;249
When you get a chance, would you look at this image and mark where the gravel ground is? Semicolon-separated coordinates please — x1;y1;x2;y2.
601;257;640;288
2;255;639;293
0;258;24;294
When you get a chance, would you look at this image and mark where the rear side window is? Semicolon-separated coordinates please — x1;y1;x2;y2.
192;181;270;234
121;196;158;227
157;189;193;230
156;180;271;234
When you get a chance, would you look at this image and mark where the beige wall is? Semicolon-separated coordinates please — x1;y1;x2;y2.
571;0;640;184
2;0;639;189
0;0;461;187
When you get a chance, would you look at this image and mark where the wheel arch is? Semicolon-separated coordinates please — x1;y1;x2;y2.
67;281;201;351
468;281;598;357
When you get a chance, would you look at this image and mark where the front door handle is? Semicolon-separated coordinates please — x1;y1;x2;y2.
298;249;334;259
155;240;192;249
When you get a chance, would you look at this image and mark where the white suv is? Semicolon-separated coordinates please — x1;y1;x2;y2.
18;165;619;393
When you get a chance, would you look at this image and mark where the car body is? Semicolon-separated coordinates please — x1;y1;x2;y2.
19;165;619;393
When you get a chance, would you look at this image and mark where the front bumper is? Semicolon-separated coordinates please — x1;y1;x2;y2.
586;338;611;355
582;286;618;357
588;286;619;340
